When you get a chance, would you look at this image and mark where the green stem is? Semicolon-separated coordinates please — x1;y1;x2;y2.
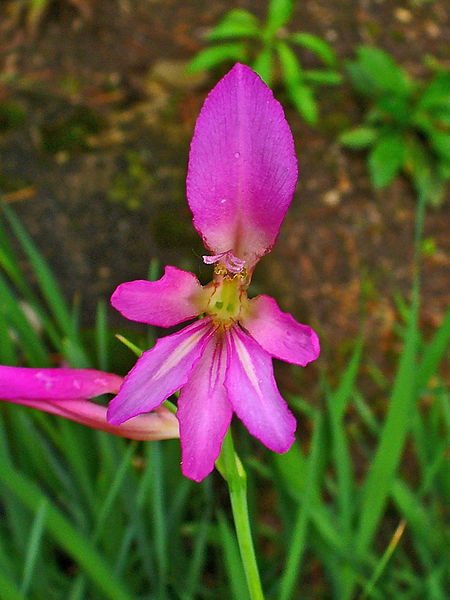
218;429;265;600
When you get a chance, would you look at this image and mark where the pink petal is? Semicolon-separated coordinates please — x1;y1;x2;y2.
8;397;179;440
177;334;232;482
225;326;296;453
111;266;207;327
0;366;122;400
187;63;298;271
241;295;320;366
107;319;215;425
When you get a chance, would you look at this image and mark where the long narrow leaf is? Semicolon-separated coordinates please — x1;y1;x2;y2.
279;414;325;600
0;462;135;600
2;205;73;337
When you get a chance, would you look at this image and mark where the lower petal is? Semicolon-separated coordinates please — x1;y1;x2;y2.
225;326;296;453
9;398;179;440
107;319;215;425
240;295;320;366
178;333;232;482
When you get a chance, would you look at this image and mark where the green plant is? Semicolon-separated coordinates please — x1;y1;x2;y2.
340;46;449;205
0;193;448;598
188;0;342;124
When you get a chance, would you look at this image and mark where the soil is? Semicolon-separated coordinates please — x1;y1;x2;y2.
0;0;448;376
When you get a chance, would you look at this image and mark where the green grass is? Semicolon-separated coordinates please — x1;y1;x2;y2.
0;201;448;599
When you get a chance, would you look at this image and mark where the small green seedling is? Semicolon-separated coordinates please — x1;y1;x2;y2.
340;46;449;205
188;0;342;125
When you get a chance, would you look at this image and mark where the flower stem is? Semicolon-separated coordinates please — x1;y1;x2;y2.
218;429;265;600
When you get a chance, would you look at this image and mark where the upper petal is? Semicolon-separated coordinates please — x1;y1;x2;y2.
225;326;296;453
240;295;320;366
107;319;215;425
0;366;122;400
111;266;208;327
177;333;232;482
187;63;298;271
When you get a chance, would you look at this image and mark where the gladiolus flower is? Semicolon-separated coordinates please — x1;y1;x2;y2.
0;366;179;441
108;63;320;481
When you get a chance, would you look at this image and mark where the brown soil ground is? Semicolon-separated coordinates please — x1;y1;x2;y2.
0;0;448;377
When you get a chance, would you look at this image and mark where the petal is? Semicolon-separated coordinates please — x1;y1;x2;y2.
225;326;296;453
0;366;122;400
187;63;298;271
240;295;320;366
177;333;232;482
107;319;215;425
111;266;208;327
8;398;179;440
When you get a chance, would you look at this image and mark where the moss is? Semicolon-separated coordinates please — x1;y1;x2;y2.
107;150;156;211
0;101;27;133
41;106;105;153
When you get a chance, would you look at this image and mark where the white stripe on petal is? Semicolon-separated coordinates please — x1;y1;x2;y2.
230;327;263;398
153;322;214;381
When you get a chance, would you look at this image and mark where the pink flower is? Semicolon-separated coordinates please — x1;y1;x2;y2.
0;366;179;441
107;64;320;482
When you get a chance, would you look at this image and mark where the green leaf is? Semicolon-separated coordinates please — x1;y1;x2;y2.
188;44;248;73
252;48;274;85
279;415;326;600
418;70;450;112
217;512;251;600
377;94;411;126
266;0;295;35
368;130;405;188
277;42;319;123
277;41;302;87
290;84;318;124
206;9;261;41
20;499;48;595
0;571;26;600
0;463;135;600
334;335;364;420
339;127;378;149
356;295;418;558
1;205;73;338
303;69;342;85
347;46;411;97
277;42;320;123
403;135;447;204
416;307;450;392
0;271;50;367
429;130;450;161
290;32;338;67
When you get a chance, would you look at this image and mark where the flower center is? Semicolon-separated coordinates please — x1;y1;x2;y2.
204;265;249;328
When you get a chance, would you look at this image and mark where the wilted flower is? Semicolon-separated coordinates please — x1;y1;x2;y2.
0;366;179;440
108;63;320;481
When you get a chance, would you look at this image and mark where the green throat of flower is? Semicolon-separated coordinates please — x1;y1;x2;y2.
205;266;249;328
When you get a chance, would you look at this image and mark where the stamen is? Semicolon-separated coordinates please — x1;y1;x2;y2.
202;250;246;274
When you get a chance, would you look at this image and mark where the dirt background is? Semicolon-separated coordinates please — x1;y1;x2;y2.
0;0;448;375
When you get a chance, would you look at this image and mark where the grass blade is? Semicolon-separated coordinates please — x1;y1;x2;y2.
279;414;325;600
360;520;406;600
217;510;251;600
355;301;418;556
0;461;135;600
20;498;48;595
1;204;73;337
